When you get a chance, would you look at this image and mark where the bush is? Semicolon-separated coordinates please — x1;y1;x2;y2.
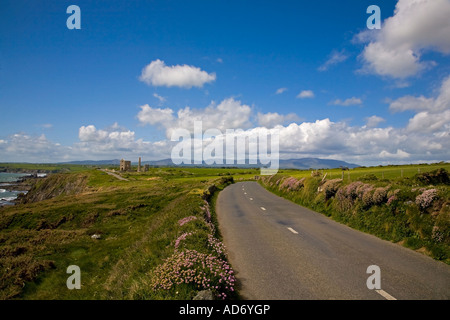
415;168;449;185
415;189;437;210
360;174;378;182
321;179;342;200
372;187;389;205
279;177;305;192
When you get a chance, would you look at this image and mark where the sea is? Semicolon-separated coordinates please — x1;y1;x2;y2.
0;172;32;206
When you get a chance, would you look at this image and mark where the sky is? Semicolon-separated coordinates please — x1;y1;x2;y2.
0;0;450;166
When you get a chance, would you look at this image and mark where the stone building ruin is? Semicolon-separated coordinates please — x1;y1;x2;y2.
119;159;131;171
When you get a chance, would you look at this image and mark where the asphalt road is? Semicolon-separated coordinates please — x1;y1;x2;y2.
216;181;450;300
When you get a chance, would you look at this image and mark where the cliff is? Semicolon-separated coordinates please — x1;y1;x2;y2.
20;173;88;204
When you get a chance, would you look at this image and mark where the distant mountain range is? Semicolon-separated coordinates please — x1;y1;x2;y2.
60;158;360;170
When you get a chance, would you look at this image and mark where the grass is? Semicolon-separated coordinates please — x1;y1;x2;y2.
0;165;238;300
279;162;450;181
259;164;450;264
1;162;448;299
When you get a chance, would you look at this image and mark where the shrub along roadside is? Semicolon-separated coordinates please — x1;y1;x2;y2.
259;169;450;264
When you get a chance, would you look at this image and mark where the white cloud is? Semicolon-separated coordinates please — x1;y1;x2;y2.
256;112;300;128
275;87;288;95
0;133;69;163
153;93;166;103
137;98;253;138
139;59;216;88
358;0;450;79
389;95;434;113
3;78;450;165
296;90;314;99
331;97;363;106
74;124;173;160
137;105;175;127
406;110;450;134
379;149;410;159
318;50;348;71
389;75;450;133
365;115;386;128
78;125;135;144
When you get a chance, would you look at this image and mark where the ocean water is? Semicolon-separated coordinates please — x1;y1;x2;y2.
0;172;32;182
0;173;31;206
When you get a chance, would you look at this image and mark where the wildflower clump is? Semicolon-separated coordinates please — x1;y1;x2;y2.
415;189;438;210
207;234;226;258
201;200;212;223
279;177;305;192
321;179;342;200
174;232;193;249
149;249;236;299
178;216;197;227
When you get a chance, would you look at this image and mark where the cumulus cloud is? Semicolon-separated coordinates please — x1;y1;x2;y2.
365;115;386;128
137;105;175;127
331;97;363;106
379;149;410;159
139;59;216;88
137;98;253;138
389;75;450;133
358;0;450;79
296;90;314;99
256;112;301;128
3;80;450;165
0;133;69;163
75;124;172;160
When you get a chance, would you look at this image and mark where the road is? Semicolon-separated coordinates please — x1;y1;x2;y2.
99;169;129;181
216;181;450;300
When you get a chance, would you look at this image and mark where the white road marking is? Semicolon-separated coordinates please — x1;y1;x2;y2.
260;207;266;211
249;198;253;201
244;192;247;195
287;227;299;234
375;289;397;300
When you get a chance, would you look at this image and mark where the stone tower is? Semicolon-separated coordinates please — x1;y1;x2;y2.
120;159;131;171
138;157;141;172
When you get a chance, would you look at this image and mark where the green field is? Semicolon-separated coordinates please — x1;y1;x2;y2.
281;162;450;181
1;162;449;300
0;166;240;300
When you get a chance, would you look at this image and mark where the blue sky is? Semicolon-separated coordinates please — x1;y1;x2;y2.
1;0;449;165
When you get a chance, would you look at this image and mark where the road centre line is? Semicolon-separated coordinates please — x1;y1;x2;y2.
375;289;397;300
260;207;266;211
287;227;299;234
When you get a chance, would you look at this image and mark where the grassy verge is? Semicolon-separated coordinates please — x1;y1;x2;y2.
0;166;239;300
259;165;450;264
